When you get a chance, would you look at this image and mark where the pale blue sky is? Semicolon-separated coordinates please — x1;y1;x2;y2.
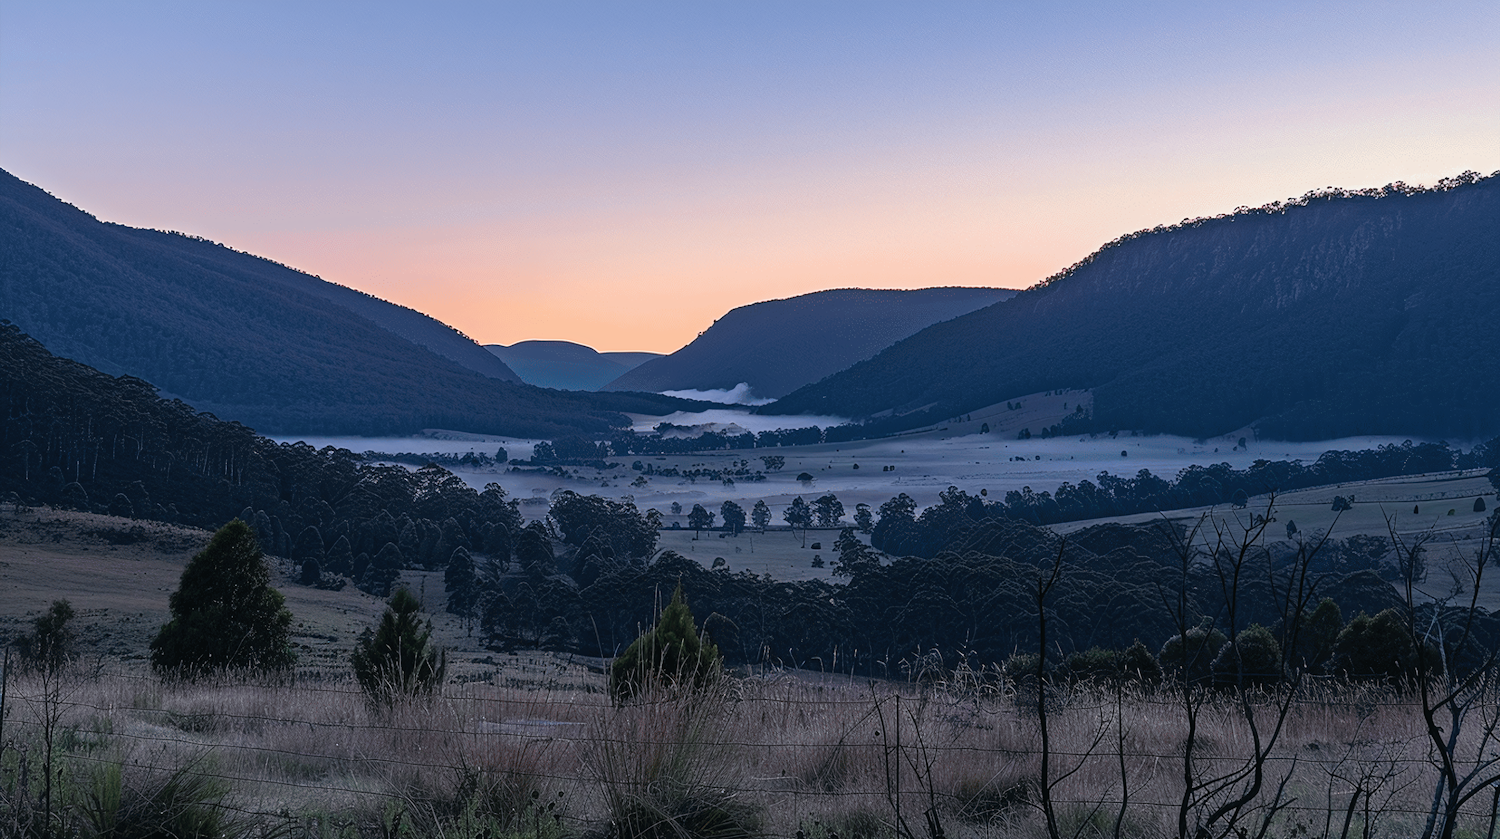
3;1;1495;350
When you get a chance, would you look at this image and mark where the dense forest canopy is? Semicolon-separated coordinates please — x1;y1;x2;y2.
768;173;1500;441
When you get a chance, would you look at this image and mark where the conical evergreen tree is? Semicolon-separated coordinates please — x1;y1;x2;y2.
351;587;446;704
610;584;722;702
150;520;296;676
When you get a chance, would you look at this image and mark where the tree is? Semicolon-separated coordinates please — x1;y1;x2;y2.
796;472;815;487
812;494;844;527
550;491;658;558
445;546;477;619
15;600;76;672
1476;497;1488;513
831;528;879;579
854;503;873;533
760;455;785;471
150;520;296;676
299;557;322;586
720;501;746;535
1158;625;1227;686
515;522;555;575
687;503;715;537
325;534;354;576
351;587;447;704
783;497;813;547
670;501;683;516
292;525;324;569
108;492;134;518
609;585;722;702
751;500;771;531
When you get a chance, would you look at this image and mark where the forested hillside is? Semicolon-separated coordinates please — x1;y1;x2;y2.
602;287;1015;399
769;174;1500;440
0;169;690;435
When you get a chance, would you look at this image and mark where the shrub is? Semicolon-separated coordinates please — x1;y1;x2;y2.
610;585;722;703
150;520;295;676
15;599;77;672
1331;608;1441;682
1159;625;1228;685
352;587;447;704
1064;641;1162;687
1212;624;1283;688
80;757;234;839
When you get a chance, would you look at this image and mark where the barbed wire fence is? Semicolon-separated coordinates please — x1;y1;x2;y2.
3;664;1497;838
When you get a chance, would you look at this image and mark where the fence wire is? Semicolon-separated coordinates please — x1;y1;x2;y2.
3;666;1499;837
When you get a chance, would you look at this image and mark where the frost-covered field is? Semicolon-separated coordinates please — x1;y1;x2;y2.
275;423;1423;524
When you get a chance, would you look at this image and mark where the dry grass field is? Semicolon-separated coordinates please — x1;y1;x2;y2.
4;659;1495;838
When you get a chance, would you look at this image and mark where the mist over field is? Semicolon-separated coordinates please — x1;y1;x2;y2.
275;429;1428;518
657;383;773;406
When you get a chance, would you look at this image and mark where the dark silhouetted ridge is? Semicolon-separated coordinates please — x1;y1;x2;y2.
768;173;1500;440
0;168;695;435
487;340;661;391
602;287;1016;400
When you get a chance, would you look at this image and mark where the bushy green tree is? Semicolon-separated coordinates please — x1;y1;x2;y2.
719;501;746;535
782;496;813;546
352;587;447;704
687;503;714;537
150;520;295;676
445;546;477;618
854;503;874;533
1288;597;1343;672
750;500;771;531
812;493;844;527
610;585;722;702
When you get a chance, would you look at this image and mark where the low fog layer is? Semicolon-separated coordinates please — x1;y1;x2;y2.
659;383;774;406
276;430;1426;523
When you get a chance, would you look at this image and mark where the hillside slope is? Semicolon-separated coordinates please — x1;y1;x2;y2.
0;169;690;435
601;287;1015;400
486;340;661;391
769;174;1500;440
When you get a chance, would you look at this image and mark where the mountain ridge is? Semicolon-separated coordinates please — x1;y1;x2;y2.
767;172;1500;441
602;286;1016;400
486;340;661;391
0;168;695;436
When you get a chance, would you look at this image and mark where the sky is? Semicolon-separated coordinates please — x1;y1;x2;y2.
2;2;1496;353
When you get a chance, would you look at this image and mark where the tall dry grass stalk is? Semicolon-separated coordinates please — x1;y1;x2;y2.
3;661;1499;837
